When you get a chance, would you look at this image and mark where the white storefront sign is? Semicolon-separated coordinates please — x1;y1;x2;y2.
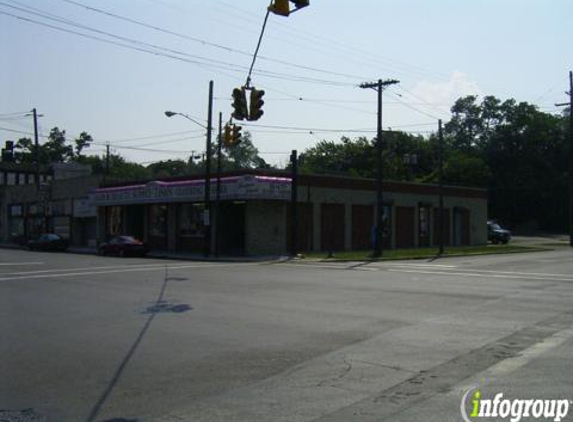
93;175;292;206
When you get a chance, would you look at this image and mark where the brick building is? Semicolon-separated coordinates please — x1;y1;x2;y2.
93;171;487;256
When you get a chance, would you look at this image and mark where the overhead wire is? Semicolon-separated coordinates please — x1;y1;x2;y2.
0;5;356;88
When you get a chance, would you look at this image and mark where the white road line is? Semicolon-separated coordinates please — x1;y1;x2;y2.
0;262;180;276
386;263;459;269
387;268;573;282
0;262;258;282
0;262;44;266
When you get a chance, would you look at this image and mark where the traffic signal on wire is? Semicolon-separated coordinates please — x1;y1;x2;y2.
231;88;248;121
249;88;265;121
268;0;309;16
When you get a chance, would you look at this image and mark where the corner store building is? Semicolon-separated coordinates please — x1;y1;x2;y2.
93;171;488;256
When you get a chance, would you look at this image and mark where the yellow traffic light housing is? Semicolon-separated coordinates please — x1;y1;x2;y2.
249;88;265;121
269;0;309;16
232;125;243;146
268;0;290;16
224;124;233;147
231;88;248;121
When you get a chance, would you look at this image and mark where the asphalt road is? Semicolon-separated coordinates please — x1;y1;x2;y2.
1;248;573;422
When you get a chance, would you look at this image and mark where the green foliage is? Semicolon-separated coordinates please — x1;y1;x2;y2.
222;132;270;170
298;95;568;231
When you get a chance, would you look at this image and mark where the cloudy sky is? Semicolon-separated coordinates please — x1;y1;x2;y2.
1;0;571;166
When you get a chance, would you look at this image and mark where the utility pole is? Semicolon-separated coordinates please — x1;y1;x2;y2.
556;71;573;247
105;142;110;177
360;79;399;257
204;80;214;257
290;150;298;257
438;120;445;255
32;108;40;190
215;112;223;258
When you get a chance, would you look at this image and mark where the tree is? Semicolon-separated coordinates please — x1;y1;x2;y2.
223;132;270;170
44;127;73;162
74;132;93;156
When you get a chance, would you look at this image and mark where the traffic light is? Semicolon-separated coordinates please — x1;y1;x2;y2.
269;0;309;16
231;88;248;121
224;124;233;147
232;125;242;146
249;88;265;121
1;141;14;162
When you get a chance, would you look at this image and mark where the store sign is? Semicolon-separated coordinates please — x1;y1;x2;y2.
93;175;292;206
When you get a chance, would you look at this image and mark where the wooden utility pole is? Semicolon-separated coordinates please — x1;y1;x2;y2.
438;119;445;255
555;71;573;247
290;150;298;257
360;79;399;257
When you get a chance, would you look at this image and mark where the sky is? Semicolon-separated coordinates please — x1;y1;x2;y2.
1;0;571;167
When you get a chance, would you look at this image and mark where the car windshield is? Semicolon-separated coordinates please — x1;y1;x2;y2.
489;223;502;230
119;236;136;243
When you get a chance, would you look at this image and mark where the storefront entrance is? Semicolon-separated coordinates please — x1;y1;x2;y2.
217;202;245;255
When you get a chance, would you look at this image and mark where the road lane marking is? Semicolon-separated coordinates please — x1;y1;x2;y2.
0;261;44;266
0;262;259;282
0;262;182;276
386;263;459;268
387;268;573;282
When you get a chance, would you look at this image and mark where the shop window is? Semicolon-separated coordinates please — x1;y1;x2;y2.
107;206;123;236
150;204;168;237
7;172;15;185
179;203;205;237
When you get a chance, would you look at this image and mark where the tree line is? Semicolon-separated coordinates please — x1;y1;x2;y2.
11;129;270;181
299;95;569;232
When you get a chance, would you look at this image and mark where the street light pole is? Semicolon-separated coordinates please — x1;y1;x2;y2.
164;80;214;257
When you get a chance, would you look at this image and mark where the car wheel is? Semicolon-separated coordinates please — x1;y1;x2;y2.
492;238;499;245
98;248;105;256
119;249;125;258
502;239;509;245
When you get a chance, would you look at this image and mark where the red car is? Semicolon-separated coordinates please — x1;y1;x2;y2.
98;236;148;257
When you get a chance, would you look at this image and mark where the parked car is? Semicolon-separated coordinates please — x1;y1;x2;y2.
487;221;511;244
27;233;69;252
98;236;148;257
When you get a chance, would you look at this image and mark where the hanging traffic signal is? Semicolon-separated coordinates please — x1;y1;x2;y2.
231;88;248;121
269;0;309;16
249;88;265;121
232;125;242;146
291;0;310;9
268;0;289;16
224;124;233;147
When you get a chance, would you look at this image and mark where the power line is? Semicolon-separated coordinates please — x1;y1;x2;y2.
55;0;372;82
206;0;450;83
0;3;357;88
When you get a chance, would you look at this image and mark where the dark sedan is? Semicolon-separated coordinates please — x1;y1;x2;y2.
487;221;511;244
27;234;69;252
98;236;148;257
